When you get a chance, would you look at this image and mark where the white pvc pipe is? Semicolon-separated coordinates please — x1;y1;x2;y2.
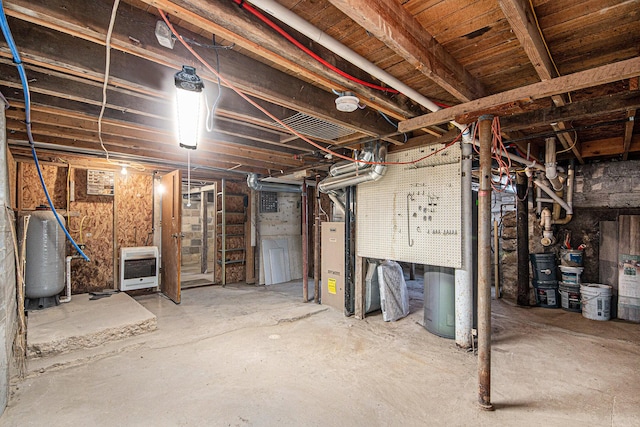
61;255;73;303
248;0;447;117
534;179;572;215
454;140;473;348
545;137;563;191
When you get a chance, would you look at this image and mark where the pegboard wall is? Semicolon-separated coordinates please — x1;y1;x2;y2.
356;144;462;268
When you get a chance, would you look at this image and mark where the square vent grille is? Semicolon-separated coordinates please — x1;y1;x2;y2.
274;112;357;141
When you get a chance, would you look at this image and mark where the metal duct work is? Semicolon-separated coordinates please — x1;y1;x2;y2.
328;192;346;215
329;149;374;177
246;173;303;193
318;145;387;193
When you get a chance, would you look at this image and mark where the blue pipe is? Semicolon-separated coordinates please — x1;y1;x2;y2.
0;1;90;261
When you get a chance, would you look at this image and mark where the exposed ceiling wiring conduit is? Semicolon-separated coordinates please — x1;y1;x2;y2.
247;0;563;183
246;0;457;124
232;0;397;94
0;0;89;261
97;0;121;163
159;10;464;168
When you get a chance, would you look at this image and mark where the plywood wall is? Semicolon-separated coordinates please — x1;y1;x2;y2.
116;173;153;248
68;168;114;293
20;163;67;209
17;162;154;294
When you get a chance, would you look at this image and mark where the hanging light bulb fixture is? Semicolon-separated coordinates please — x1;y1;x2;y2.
174;65;204;149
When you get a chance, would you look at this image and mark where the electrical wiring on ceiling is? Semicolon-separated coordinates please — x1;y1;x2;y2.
378;110;408;143
97;0;145;172
231;0;398;94
159;9;464;167
490;116;513;193
0;0;89;261
205;35;224;133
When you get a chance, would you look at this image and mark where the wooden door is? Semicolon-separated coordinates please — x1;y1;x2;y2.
161;170;182;303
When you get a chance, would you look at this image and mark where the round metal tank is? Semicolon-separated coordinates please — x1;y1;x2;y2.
19;210;66;299
423;265;456;339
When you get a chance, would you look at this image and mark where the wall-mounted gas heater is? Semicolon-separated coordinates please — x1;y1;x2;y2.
120;246;159;291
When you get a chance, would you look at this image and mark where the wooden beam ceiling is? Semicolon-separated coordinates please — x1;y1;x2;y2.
399;57;640;132
1;6;395;140
112;0;416;119
492;91;640;133
498;0;584;163
328;0;486;102
1;0;639;174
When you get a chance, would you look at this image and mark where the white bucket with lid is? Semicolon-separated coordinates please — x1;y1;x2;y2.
580;284;612;321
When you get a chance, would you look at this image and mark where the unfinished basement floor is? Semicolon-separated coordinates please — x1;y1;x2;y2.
2;280;640;426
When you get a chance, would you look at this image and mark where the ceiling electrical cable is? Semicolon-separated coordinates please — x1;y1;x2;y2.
231;0;398;94
97;0;120;162
97;0;145;171
205;35;223;132
159;9;463;167
0;0;89;261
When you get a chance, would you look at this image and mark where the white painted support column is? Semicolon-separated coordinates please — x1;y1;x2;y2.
455;136;473;348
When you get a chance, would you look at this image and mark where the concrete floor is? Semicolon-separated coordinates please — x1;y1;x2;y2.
27;292;157;358
2;278;640;426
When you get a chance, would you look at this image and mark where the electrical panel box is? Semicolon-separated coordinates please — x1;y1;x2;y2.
321;222;345;311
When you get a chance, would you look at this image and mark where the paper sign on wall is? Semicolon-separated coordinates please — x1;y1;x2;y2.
328;278;337;294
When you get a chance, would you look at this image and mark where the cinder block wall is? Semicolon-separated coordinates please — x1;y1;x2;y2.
181;199;216;268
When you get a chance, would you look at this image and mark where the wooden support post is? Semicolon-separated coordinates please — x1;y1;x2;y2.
477;115;494;411
494;220;500;298
354;255;365;319
245;189;255;284
221;179;226;287
200;190;208;274
516;172;530;306
302;179;309;302
314;175;321;304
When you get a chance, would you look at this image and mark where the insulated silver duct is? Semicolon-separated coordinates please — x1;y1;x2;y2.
329;149;375;177
318;145;387;193
328;192;346;215
246;173;303;193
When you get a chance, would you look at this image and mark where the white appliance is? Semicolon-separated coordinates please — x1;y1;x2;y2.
120;246;159;291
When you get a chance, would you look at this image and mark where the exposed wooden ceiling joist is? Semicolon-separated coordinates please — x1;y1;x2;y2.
328;0;486;102
498;0;584;163
2;1;399;141
112;0;415;119
399;56;640;133
493;90;640;133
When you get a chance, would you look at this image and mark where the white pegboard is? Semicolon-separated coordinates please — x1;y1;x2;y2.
356;144;462;268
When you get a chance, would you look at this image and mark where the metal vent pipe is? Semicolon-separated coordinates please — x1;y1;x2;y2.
318;145;387;193
247;173;302;193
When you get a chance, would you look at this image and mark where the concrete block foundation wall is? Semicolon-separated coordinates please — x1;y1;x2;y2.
258;192;303;285
181;200;215;268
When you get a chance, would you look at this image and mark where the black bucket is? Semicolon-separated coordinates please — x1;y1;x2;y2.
559;282;581;312
533;280;559;308
530;253;557;281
